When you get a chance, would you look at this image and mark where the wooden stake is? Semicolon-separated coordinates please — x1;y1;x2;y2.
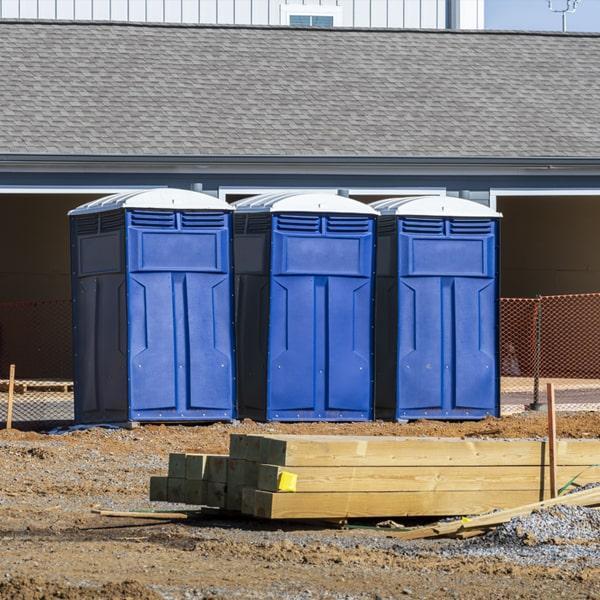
6;364;15;430
546;382;557;498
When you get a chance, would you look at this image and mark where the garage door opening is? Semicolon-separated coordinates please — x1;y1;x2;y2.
0;192;126;425
496;192;600;414
498;194;600;298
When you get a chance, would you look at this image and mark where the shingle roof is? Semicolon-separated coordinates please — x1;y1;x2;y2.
1;21;600;159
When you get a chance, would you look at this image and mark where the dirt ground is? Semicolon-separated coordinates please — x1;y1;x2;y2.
0;413;598;599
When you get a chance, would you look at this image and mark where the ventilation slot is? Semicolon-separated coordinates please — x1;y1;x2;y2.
276;214;320;233
401;218;444;235
377;216;397;235
246;214;271;234
75;215;99;235
327;216;370;233
130;210;176;229
450;219;493;235
181;211;225;229
234;215;248;234
99;211;123;232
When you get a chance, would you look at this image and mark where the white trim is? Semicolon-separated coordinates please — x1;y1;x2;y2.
348;187;446;197
218;187;446;201
234;192;377;215
371;194;501;218
0;186;155;194
490;188;600;211
280;4;344;26
218;186;336;201
69;188;233;215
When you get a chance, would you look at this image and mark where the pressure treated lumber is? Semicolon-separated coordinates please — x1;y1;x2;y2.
241;488;257;516
230;434;265;461
167;477;186;503
387;487;600;540
256;464;600;493
94;510;191;520
257;436;600;467
227;458;259;511
185;454;228;482
252;490;574;519
168;453;188;478
149;476;168;502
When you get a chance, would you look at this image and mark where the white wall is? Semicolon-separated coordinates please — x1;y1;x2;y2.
0;0;484;29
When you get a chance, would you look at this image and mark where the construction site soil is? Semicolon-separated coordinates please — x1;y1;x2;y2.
0;413;598;599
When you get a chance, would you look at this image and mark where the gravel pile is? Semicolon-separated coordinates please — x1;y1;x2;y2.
432;501;600;569
489;504;600;546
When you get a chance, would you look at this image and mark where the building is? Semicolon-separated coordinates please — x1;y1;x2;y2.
1;20;600;381
0;0;484;29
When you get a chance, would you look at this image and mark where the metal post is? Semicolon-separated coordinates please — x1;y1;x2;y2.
530;295;544;411
6;364;15;431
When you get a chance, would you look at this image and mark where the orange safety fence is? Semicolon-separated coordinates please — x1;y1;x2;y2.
0;294;598;425
500;293;600;413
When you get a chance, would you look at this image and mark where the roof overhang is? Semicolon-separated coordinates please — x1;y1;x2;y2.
2;154;600;176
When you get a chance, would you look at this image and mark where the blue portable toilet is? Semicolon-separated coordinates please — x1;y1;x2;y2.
69;188;236;424
371;195;502;420
233;192;377;421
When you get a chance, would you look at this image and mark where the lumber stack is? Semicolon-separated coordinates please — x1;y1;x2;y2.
149;435;600;519
149;453;228;507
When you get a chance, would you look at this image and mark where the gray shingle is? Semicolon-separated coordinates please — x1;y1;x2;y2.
0;21;599;158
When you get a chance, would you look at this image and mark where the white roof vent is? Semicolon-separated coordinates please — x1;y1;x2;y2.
69;188;233;215
233;192;377;215
370;195;502;218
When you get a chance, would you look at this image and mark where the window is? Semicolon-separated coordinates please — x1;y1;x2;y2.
281;5;343;28
289;14;334;28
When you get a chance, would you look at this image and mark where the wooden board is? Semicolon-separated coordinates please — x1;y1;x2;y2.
256;464;600;493
205;482;227;508
0;379;73;394
226;459;259;511
185;454;228;482
149;476;168;502
230;434;264;461
256;436;600;467
168;453;188;479
241;488;257;515
167;477;186;503
252;490;573;519
204;456;229;483
184;480;204;504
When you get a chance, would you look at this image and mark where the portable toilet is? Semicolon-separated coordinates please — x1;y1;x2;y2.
69;188;236;424
233;192;377;421
371;195;502;420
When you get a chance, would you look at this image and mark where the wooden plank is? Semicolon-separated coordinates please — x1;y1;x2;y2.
241;488;257;515
388;487;600;540
204;483;227;509
167;477;187;503
168;453;187;479
257;436;600;467
252;489;579;519
185;454;208;480
227;458;259;487
230;434;264;461
547;383;558;498
227;459;259;511
204;455;228;483
95;510;190;520
184;479;204;504
226;485;244;511
256;464;600;493
149;476;168;502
